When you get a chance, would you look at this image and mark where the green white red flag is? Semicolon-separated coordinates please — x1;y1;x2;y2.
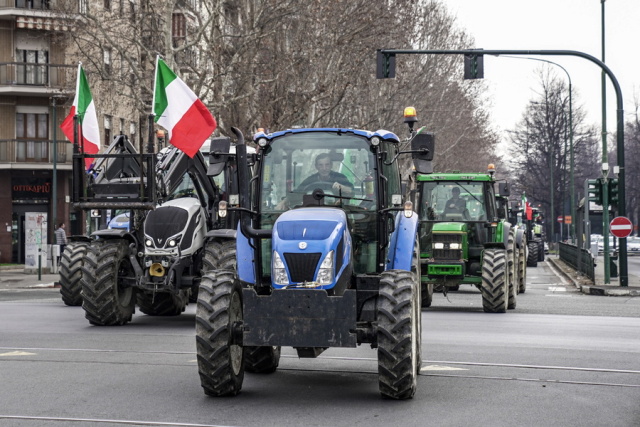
153;57;216;157
60;64;101;170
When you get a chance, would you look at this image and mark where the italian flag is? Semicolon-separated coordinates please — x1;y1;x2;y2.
60;64;101;170
153;57;216;158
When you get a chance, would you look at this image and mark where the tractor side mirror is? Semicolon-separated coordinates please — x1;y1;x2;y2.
207;137;231;176
498;182;510;197
411;132;435;174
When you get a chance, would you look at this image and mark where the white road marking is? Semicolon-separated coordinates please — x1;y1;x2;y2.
0;351;36;356
421;365;469;372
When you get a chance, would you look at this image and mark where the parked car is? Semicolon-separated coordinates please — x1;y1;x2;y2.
597;235;618;254
107;211;130;231
627;236;640;255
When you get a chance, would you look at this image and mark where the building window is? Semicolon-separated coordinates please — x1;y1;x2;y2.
172;13;186;46
16;113;49;162
15;0;50;9
104;115;112;147
16;49;48;85
104;0;110;10
103;47;112;77
79;0;88;14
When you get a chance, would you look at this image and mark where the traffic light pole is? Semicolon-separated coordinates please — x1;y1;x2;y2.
377;48;629;287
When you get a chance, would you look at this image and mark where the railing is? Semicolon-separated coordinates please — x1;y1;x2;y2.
0;139;72;164
559;242;595;281
0;63;75;91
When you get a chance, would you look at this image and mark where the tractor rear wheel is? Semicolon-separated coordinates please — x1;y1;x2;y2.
481;248;508;313
59;241;89;306
137;291;188;316
526;241;538;267
244;346;281;374
507;229;517;310
81;240;136;326
377;269;419;399
196;270;244;396
518;237;527;293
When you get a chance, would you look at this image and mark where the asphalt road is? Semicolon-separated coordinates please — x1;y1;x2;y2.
0;262;639;427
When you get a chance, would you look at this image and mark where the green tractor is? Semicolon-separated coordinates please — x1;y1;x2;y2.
414;167;519;312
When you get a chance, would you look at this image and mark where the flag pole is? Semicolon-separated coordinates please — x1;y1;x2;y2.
148;55;160;155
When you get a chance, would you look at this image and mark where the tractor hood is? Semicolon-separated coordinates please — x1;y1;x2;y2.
271;208;352;292
432;222;468;233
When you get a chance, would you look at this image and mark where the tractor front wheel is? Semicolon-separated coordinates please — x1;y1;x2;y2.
195;270;244;396
377;269;420;399
481;248;508;313
81;240;136;326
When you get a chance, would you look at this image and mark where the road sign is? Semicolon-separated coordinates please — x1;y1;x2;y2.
564;215;572;224
610;216;633;239
557;215;563;223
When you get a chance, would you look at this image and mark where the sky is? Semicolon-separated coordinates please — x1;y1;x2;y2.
441;0;640;141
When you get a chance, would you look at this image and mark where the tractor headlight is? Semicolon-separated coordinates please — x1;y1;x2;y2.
449;243;461;250
145;239;153;247
167;236;181;248
433;242;444;249
272;251;289;285
317;251;334;285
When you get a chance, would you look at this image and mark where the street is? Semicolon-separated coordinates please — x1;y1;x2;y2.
0;261;639;427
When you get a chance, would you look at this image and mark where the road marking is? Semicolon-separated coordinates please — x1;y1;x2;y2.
0;351;36;357
547;286;567;292
421;365;468;372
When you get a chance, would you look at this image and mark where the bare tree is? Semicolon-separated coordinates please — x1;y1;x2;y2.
507;68;599;239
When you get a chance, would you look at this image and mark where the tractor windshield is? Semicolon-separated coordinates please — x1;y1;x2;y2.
257;131;380;274
259;132;376;211
419;181;491;222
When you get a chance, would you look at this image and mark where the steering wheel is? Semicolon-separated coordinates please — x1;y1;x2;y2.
302;181;335;195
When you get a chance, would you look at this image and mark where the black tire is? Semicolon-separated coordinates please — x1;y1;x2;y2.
195;270;244;396
481;249;508;313
81;240;136;326
538;241;545;261
377;270;419;400
526;241;538;267
518;236;527;293
59;241;89;306
193;239;237;303
507;229;517;310
244;346;281;373
137;291;188;316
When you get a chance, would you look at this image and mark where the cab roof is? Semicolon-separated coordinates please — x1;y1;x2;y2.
253;128;400;143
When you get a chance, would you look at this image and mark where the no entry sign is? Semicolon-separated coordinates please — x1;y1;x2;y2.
610;216;633;239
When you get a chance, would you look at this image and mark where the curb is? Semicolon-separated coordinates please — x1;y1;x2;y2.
547;257;640;297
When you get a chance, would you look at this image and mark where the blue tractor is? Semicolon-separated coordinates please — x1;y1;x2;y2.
195;127;429;399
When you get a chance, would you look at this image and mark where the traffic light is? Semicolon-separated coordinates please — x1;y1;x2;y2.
464;53;484;79
376;50;396;79
587;178;603;206
608;178;619;208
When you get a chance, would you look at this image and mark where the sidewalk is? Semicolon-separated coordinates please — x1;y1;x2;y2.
0;265;60;290
547;254;640;297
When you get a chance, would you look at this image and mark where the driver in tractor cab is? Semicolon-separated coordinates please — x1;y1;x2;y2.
298;153;354;196
444;187;467;214
276;153;354;209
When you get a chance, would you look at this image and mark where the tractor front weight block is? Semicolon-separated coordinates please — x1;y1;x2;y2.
242;288;358;349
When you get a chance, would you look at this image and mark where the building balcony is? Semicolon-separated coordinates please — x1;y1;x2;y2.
0;139;73;169
0;0;76;28
0;62;75;96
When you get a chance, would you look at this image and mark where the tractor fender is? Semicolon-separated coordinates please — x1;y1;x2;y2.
206;228;237;239
236;222;256;285
91;228;138;247
484;221;510;249
515;227;526;249
386;211;419;272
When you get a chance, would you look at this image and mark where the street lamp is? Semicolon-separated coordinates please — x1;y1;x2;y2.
498;56;575;243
